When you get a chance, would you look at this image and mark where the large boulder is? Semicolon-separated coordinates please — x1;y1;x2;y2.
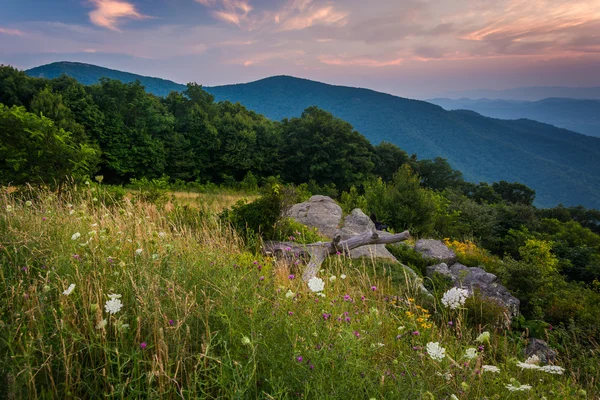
337;209;397;262
286;195;342;238
414;239;457;265
427;262;521;319
524;338;557;365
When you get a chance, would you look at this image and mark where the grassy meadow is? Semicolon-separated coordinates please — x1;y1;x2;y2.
0;184;596;399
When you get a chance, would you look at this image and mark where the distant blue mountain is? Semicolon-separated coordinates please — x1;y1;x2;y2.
437;86;600;101
427;97;600;138
25;61;600;208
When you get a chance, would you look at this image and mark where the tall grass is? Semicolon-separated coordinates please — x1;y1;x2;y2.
0;186;596;398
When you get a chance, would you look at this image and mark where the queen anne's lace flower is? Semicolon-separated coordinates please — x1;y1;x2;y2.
517;361;541;370
285;290;295;299
135;248;143;256
426;342;446;361
62;284;76;296
482;365;501;373
307;277;325;293
441;287;469;309
104;295;123;314
476;331;490;343
506;383;532;392
71;232;81;241
464;348;477;360
539;365;565;375
524;354;540;365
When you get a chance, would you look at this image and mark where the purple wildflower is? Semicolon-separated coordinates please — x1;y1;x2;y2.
296;356;303;362
140;342;147;349
288;274;295;280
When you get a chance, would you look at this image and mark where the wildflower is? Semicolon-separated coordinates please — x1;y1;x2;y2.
288;311;294;316
296;356;303;362
259;276;265;281
62;284;76;296
96;319;107;330
340;274;347;279
539;365;565;375
344;294;351;301
104;296;123;314
307;277;325;292
441;287;469;309
71;232;81;241
505;383;532;392
158;232;166;238
329;276;337;282
323;313;331;320
288;274;295;280
69;210;75;215
516;361;540;370
135;248;143;256
317;292;326;297
73;254;80;260
241;336;251;345
354;331;361;338
482;365;501;373
448;321;453;326
426;342;446;361
309;364;314;370
524;354;540;365
371;285;377;291
475;331;490;343
464;348;477;360
285;290;295;299
5;205;13;212
169;319;174;326
140;342;147;349
25;201;32;207
412;331;420;336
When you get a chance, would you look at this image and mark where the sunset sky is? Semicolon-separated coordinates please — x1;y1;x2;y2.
2;0;600;98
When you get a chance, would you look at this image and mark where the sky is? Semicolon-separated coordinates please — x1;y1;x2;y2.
1;0;600;98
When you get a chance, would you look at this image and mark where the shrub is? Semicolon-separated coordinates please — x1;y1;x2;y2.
386;243;429;276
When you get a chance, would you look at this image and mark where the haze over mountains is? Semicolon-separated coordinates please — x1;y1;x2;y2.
25;61;600;209
428;98;600;138
435;87;600;101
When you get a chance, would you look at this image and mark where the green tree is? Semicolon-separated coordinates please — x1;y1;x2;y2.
280;106;375;191
373;141;409;182
0;104;98;186
492;180;536;206
413;157;464;191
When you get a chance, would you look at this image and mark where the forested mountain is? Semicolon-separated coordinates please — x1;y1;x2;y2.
428;97;600;137
436;86;600;101
24;62;600;208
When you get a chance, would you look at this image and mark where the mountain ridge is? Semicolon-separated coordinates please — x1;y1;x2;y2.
23;61;600;209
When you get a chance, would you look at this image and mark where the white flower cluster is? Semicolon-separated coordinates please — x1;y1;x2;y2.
307;277;325;293
104;293;123;315
441;287;469;309
482;365;501;373
516;361;541;370
62;284;76;296
71;232;81;241
525;354;540;365
516;357;565;375
464;348;477;360
426;342;446;361
539;365;565;375
506;383;532;392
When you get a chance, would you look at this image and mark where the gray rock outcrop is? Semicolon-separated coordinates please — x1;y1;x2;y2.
338;209;397;262
525;338;557;365
286;195;343;238
414;239;458;265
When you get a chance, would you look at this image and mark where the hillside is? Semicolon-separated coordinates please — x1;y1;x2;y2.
24;62;600;209
436;86;600;101
26;61;186;97
428;97;600;138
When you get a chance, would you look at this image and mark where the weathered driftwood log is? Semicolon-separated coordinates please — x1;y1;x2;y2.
263;230;410;281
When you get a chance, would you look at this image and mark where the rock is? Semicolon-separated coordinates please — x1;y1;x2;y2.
525;338;557;365
427;262;521;319
286;195;342;238
414;239;457;265
337;209;397;262
426;263;452;279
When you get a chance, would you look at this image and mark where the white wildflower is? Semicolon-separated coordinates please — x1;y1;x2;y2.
105;299;123;314
441;287;469;309
464;348;478;360
158;232;166;238
95;319;107;330
329;275;337;282
241;336;251;345
5;205;13;212
317;292;326;297
476;331;490;343
135;248;143;256
307;277;325;293
71;232;81;241
505;383;532;392
62;284;76;296
426;342;446;361
285;290;295;299
525;354;541;365
517;361;541;370
482;365;501;373
25;201;32;207
340;274;347;279
539;365;565;375
69;210;75;215
436;371;453;381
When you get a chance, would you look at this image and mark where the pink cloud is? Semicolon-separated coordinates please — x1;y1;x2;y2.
0;27;24;36
197;0;253;27
89;0;149;31
319;55;403;67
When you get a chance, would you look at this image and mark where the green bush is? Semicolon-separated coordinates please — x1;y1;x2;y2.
128;175;171;206
386;243;429;276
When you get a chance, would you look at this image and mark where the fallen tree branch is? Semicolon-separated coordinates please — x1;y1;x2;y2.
263;230;410;281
